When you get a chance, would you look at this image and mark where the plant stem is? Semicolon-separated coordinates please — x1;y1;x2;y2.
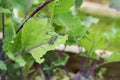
86;60;98;77
16;0;53;34
0;13;6;80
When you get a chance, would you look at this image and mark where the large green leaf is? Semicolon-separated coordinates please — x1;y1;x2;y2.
0;7;11;13
109;0;120;11
21;18;57;50
0;60;7;71
30;35;67;63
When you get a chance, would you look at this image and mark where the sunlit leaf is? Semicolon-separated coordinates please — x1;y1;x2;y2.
30;35;67;63
21;18;57;50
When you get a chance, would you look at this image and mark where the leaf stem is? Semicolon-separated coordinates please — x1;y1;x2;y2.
16;0;53;34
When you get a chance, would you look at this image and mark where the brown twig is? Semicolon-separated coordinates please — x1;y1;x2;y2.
16;0;53;34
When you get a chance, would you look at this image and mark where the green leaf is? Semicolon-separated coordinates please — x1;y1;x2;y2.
104;28;120;51
75;0;83;9
105;53;120;62
44;54;69;70
54;0;74;15
0;60;7;71
21;18;57;50
80;51;98;59
14;56;26;67
6;52;15;60
6;52;26;67
54;12;87;40
3;25;21;54
30;35;67;63
3;25;16;52
0;7;11;13
109;0;120;11
52;54;69;66
79;33;105;54
8;32;22;53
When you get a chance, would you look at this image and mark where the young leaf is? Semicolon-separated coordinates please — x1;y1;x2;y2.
0;7;11;13
0;60;7;71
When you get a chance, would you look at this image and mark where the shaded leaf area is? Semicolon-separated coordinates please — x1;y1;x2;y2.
43;51;69;71
54;12;87;45
3;18;67;67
